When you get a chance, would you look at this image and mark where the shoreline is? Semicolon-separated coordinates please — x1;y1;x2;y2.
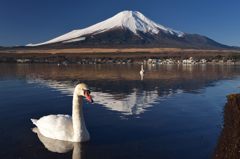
1;48;240;64
214;94;240;159
1;47;240;54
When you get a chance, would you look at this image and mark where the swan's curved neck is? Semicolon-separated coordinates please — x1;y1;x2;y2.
72;90;88;141
72;143;81;159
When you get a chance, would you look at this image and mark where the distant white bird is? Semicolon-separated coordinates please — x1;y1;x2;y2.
31;83;93;142
140;64;144;80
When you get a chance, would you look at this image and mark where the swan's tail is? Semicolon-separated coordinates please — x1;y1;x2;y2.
32;127;38;133
31;118;38;126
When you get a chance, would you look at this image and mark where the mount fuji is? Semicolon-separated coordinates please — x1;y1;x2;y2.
27;10;230;49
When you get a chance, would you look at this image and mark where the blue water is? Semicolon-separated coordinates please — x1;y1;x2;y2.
0;64;240;159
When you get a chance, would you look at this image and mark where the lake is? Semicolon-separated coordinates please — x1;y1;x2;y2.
0;63;240;159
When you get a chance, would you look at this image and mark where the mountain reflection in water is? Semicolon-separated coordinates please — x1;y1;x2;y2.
1;64;239;116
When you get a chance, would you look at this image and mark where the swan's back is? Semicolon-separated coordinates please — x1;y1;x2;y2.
32;115;74;141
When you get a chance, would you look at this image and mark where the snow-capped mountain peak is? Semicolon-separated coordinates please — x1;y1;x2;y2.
27;10;184;46
114;10;180;35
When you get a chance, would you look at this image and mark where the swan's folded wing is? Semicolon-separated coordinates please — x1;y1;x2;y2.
35;114;73;141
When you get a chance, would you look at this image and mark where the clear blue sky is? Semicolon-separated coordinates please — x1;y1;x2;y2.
0;0;239;46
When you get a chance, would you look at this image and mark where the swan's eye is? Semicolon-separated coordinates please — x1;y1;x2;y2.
83;90;90;95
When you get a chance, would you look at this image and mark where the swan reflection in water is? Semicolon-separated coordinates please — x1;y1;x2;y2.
32;127;84;159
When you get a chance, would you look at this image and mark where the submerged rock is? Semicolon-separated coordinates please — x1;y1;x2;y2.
214;94;240;159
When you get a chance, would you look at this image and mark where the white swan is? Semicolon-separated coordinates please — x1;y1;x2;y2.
31;83;93;142
140;64;144;80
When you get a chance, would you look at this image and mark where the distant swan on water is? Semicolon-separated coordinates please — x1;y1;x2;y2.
31;83;93;142
140;64;144;80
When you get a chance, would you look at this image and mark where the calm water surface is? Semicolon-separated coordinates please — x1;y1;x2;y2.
0;64;240;159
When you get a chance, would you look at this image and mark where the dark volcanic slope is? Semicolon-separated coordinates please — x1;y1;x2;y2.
31;28;231;50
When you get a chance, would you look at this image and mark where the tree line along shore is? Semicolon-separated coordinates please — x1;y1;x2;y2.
0;48;240;64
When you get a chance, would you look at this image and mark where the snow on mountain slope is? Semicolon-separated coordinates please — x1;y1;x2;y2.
27;10;184;46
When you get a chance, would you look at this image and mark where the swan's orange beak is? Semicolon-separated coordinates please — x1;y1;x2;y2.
84;90;93;103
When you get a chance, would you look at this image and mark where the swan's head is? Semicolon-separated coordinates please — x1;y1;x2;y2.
75;83;93;103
